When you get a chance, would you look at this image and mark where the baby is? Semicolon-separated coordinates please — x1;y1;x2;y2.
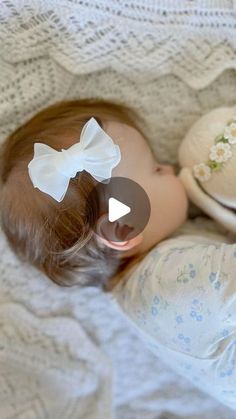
0;99;188;290
0;99;236;411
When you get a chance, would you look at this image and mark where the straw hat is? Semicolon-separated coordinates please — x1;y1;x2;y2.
178;106;236;234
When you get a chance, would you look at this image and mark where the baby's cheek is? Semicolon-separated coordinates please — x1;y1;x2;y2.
172;175;188;204
179;180;190;217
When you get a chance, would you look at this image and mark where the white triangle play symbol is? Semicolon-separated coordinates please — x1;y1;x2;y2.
108;197;131;222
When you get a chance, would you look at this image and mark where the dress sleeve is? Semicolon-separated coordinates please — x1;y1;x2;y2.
112;239;236;410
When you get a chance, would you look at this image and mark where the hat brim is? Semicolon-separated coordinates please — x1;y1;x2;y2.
178;167;236;234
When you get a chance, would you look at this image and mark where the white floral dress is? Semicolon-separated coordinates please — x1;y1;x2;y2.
111;229;236;411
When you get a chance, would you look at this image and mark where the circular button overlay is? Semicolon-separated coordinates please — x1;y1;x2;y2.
86;176;151;242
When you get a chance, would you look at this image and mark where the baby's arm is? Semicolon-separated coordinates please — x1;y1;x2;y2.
113;239;236;410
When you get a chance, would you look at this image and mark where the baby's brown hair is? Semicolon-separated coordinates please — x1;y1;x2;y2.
0;99;146;292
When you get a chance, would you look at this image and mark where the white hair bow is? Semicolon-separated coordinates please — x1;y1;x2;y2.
28;117;121;202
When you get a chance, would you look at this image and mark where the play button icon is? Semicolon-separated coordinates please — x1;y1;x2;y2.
86;176;151;242
108;197;131;222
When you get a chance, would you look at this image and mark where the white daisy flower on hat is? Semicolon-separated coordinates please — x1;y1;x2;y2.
209;142;232;163
193;163;211;182
224;122;236;144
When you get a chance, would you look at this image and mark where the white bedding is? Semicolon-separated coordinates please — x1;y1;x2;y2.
0;1;236;418
0;218;236;418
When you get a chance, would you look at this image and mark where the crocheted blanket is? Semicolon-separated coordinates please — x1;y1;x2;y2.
0;1;236;418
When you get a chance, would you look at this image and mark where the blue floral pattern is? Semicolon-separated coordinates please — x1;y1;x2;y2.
176;263;197;284
114;236;236;410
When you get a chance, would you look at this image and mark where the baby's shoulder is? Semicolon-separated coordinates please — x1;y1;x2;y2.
139;233;236;288
138;233;227;271
113;233;231;294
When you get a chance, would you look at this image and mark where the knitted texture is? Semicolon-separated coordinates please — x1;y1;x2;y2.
0;1;236;418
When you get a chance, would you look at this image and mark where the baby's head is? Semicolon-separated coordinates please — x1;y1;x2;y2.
0;100;188;291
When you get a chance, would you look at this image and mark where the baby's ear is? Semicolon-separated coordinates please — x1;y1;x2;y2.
95;214;143;251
